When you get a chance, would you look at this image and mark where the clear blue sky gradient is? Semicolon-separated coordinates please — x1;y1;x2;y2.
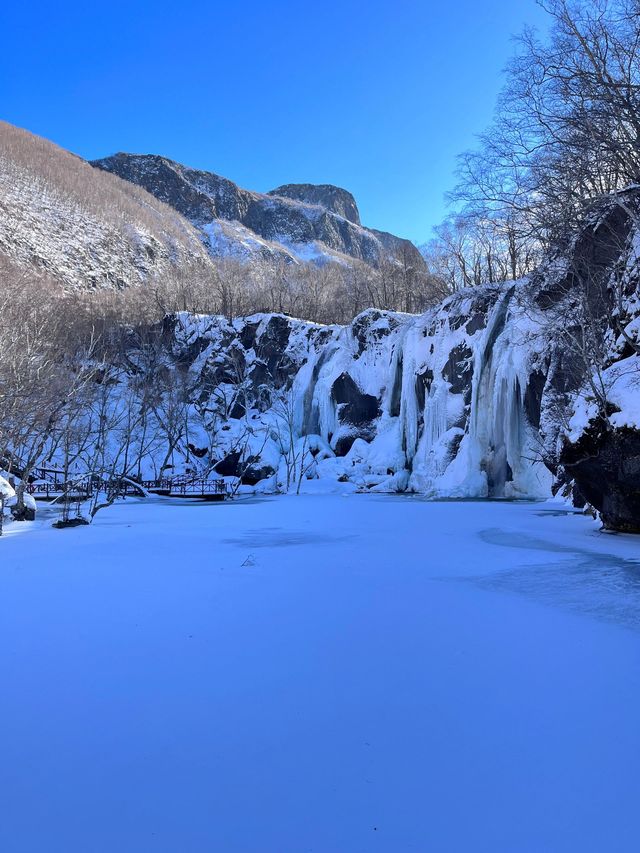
1;1;549;243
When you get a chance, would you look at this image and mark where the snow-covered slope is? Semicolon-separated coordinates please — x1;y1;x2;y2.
0;122;214;289
91;153;427;272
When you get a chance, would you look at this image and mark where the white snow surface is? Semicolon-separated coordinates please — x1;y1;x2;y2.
1;495;640;852
0;474;16;504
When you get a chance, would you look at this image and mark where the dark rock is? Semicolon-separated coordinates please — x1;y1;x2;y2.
239;321;260;350
201;347;245;386
332;373;379;426
11;504;36;522
229;401;246;419
445;431;464;466
524;370;546;429
466;313;486;334
187;443;208;458
534;193;636;312
53;517;90;529
561;421;640;532
442;344;473;398
256;316;293;385
546;347;585;395
241;463;275;486
333;435;357;457
448;314;467;331
389;357;403;417
248;360;269;389
214;451;241;477
415;368;433;411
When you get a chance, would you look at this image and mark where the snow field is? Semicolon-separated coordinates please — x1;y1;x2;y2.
1;495;640;852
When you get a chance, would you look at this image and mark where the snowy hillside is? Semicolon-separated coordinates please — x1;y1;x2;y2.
0;122;214;289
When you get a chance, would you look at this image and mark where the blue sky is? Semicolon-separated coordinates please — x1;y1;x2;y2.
1;1;548;243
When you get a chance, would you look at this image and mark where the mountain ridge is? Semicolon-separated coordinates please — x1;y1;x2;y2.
91;152;427;272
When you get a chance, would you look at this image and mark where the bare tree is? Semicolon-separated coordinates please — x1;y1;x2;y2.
0;263;99;519
272;391;314;494
449;0;640;251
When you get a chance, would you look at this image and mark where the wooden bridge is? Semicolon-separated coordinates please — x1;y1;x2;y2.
142;476;228;501
28;475;147;502
27;472;229;502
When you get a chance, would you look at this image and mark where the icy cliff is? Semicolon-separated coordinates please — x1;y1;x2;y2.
157;278;554;499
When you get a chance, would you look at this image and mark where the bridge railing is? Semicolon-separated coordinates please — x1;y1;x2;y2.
169;479;227;496
28;473;228;500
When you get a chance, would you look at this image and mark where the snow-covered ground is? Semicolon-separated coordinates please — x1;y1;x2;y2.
1;496;640;852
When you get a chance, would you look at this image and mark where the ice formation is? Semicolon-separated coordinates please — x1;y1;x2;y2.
161;278;553;498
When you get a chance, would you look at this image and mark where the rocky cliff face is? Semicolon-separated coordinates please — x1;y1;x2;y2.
91;154;427;272
550;190;640;531
267;184;361;225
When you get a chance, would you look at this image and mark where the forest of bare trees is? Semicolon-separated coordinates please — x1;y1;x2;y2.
82;252;445;328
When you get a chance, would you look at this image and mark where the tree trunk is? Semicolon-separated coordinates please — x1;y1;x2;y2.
12;479;35;521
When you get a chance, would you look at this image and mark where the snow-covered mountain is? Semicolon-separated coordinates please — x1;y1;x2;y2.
91;153;427;271
0;122;214;289
0;121;426;291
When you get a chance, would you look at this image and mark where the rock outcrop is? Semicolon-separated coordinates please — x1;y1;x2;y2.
562;421;640;532
539;189;640;531
268;184;361;225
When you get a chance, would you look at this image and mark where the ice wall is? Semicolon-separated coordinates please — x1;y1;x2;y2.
168;280;554;497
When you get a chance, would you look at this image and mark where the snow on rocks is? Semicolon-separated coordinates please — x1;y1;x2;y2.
157;282;555;499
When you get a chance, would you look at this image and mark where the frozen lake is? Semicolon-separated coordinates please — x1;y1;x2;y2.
1;495;640;852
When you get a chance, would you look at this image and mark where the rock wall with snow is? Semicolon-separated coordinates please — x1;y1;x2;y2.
553;190;640;531
157;282;554;500
267;184;362;225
